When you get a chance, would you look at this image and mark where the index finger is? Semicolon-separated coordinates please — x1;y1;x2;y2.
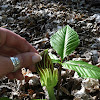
0;52;41;78
0;27;38;53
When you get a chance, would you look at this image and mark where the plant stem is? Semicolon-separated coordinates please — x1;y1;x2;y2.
56;63;62;100
47;87;56;100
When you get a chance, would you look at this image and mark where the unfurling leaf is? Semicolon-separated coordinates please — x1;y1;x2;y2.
40;68;58;88
50;25;80;60
62;60;100;79
36;49;54;72
36;50;58;100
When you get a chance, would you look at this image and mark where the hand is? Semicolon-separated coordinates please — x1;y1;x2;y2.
0;27;41;80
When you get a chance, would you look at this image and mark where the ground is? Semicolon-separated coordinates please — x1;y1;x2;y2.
0;0;100;100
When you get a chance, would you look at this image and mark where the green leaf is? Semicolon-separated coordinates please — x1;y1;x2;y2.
0;97;11;100
48;53;60;63
50;25;80;60
62;60;100;79
36;50;57;100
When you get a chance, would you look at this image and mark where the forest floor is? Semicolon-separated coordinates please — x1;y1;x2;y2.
0;0;100;100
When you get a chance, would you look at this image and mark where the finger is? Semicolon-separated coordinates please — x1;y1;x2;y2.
6;73;15;80
0;45;20;56
28;64;36;72
0;27;38;53
0;56;15;78
0;52;41;78
16;52;42;69
7;70;24;80
13;70;24;80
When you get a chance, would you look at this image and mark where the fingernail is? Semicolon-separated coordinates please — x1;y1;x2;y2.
32;53;42;63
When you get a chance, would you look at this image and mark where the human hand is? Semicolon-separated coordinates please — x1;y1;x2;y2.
0;27;41;80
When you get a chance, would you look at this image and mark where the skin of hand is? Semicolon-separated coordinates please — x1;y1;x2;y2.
0;27;42;80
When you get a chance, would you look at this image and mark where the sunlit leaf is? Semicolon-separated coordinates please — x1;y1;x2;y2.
50;25;80;60
62;60;100;79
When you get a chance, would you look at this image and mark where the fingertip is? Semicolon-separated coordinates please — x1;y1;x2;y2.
16;52;42;69
32;53;42;63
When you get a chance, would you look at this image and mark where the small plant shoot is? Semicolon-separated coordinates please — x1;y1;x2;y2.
36;25;100;100
50;25;100;79
36;50;58;100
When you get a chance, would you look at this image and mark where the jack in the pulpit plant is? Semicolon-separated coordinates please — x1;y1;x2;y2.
36;25;100;100
36;50;58;100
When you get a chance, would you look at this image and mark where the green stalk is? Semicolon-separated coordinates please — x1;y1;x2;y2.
57;63;62;100
46;87;56;100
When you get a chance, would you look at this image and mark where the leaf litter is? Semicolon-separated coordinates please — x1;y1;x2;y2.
0;0;100;99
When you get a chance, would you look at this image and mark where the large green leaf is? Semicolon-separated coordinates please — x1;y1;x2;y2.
62;60;100;79
50;25;80;60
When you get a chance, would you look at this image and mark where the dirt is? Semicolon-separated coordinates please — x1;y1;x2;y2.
0;0;100;100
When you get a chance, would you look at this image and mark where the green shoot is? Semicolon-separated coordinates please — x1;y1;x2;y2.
50;25;100;99
36;25;100;100
36;50;58;100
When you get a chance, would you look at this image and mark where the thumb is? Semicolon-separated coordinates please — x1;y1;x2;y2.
0;52;42;78
16;52;42;69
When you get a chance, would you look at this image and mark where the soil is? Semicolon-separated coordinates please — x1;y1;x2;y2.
0;0;100;100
